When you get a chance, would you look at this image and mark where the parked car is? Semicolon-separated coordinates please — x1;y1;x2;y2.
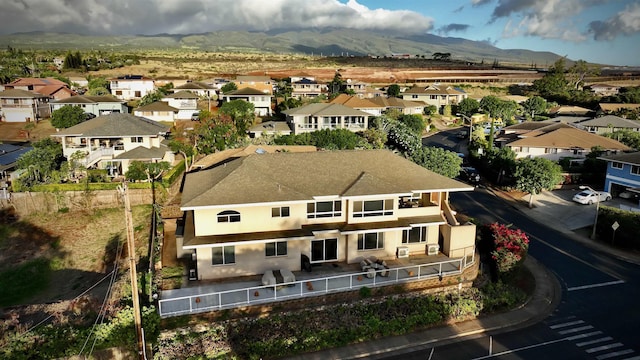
191;112;200;121
459;166;480;185
456;130;467;139
572;190;611;205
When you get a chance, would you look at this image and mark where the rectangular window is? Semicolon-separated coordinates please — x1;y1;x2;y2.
521;147;529;153
271;206;290;217
402;226;428;244
353;199;393;217
357;232;384;250
611;162;623;170
265;241;287;257
134;91;141;98
632;165;640;176
545;148;558;154
115;90;122;96
212;246;235;265
430;95;438;100
130;137;143;143
307;200;342;219
412;95;418;99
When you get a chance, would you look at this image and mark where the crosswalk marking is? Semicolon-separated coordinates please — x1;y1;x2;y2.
619;355;640;360
550;320;585;329
596;349;635;360
586;343;624;353
566;331;603;341
558;325;594;335
576;337;613;347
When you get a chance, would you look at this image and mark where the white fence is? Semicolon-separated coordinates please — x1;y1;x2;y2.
158;257;473;318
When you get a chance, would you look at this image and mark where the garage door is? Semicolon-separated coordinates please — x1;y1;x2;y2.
2;109;31;122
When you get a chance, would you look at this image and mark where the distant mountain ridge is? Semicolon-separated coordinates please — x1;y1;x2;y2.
0;29;565;65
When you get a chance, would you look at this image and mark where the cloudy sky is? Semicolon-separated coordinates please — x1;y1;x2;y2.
1;0;638;66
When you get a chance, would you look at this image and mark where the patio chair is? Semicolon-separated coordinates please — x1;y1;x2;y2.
280;268;296;283
262;270;276;286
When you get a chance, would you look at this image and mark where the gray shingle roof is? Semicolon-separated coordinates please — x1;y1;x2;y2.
599;152;640;166
577;115;640;129
135;101;178;112
115;143;169;160
51;113;169;137
163;91;199;99
181;149;472;208
0;88;48;98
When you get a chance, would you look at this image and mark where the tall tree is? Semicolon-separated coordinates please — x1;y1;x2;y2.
220;82;238;94
457;98;480;117
50;105;87;129
514;157;563;208
411;146;463;178
386;84;401;97
567;60;600;90
521;96;547;119
327;72;345;98
219;100;255;136
16;138;64;187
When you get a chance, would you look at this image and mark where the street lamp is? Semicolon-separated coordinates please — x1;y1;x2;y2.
456;113;473;144
579;185;600;240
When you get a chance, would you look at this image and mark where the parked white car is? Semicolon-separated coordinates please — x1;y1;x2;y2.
572;190;612;205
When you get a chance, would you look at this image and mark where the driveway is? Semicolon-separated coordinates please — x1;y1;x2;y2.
527;189;629;231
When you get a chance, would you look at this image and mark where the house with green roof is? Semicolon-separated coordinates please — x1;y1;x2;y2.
50;95;128;117
51;113;173;177
177;149;476;281
283;103;370;134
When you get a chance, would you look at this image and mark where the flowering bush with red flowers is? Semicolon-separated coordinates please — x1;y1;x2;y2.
488;223;530;273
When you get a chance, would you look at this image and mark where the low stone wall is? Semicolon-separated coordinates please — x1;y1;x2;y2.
2;189;154;216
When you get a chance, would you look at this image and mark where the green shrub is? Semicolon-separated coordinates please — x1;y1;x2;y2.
162;159;185;187
0;258;51;306
359;286;372;298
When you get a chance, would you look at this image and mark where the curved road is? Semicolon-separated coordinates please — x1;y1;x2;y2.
381;188;640;360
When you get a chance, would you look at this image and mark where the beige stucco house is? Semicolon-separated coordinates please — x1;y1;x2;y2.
283;103;370;134
401;84;467;110
178;149;476;281
221;87;273;116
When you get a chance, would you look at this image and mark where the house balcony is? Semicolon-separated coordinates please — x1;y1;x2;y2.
158;254;476;318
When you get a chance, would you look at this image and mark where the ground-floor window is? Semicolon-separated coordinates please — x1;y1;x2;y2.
311;238;338;262
357;232;384;250
212;246;235;265
265;241;287;257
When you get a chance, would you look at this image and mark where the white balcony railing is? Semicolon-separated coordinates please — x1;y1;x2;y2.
158;257;473;318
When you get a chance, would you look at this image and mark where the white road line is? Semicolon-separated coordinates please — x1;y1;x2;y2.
567;280;626;291
470;338;568;359
576;337;613;347
566;331;603;340
620;355;640;360
586;343;624;353
550;320;585;329
558;325;594;335
597;349;635;359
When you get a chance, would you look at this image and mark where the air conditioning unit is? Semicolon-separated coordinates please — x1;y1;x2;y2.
427;244;440;256
397;246;409;258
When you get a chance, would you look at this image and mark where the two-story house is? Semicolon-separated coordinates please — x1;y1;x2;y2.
178;149;476;281
50;113;173;177
109;75;155;100
283;103;370;134
2;77;68;92
171;81;217;98
401;84;467;110
598;152;640;201
291;77;326;98
369;96;426;115
161;91;199;120
329;94;385;116
50;95;128;117
574;115;640;135
221;87;272;116
0;88;50;122
133;101;179;123
233;75;273;94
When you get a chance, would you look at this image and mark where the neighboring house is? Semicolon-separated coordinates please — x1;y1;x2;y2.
344;80;369;98
598;103;640;114
192;144;317;170
598;152;640;200
0;88;51;122
499;95;529;104
171;81;216;98
33;85;76;100
178;149;476;281
283;103;370;134
0;143;32;173
2;77;68;92
400;84;467;110
248;121;292;138
50;95;128;117
50;113;173;177
504;125;631;160
574;115;640;134
587;84;619;97
133;101;178;123
548;105;594;117
291;78;326;98
542;116;591;124
161;91;199;120
369;96;425;115
109;75;155;100
69;77;88;90
221;87;272;116
233;75;273;94
329;94;385;116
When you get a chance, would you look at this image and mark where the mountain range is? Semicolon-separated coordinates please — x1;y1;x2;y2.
0;29;565;66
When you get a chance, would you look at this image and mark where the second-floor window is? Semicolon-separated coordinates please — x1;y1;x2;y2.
271;206;290;217
217;210;240;223
307;200;342;219
402;226;427;244
611;162;623;170
357;232;384;250
353;199;393;217
131;137;143;143
265;241;287;257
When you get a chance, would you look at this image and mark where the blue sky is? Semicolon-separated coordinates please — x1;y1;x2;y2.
0;0;638;66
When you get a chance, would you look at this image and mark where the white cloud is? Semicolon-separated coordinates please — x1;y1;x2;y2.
0;0;434;35
589;2;640;40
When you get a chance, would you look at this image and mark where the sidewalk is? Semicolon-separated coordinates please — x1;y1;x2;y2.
286;187;640;359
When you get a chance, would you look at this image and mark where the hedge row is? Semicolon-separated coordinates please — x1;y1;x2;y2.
30;182;151;192
597;205;640;249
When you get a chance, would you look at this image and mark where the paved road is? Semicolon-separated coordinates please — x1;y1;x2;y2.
380;189;640;359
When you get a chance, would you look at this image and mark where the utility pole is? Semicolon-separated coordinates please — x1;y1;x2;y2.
119;182;145;359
